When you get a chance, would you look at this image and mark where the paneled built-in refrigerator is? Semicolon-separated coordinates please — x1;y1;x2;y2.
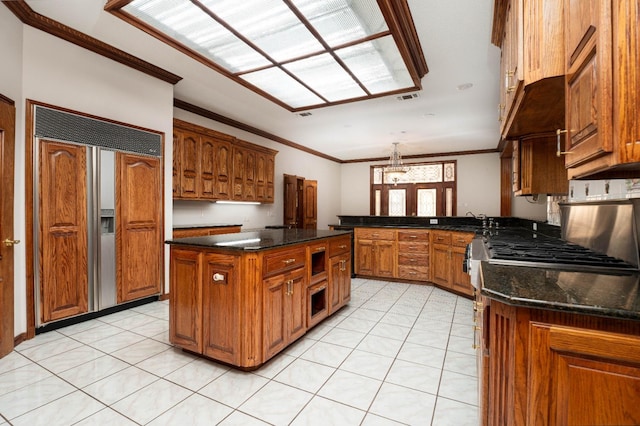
33;105;163;329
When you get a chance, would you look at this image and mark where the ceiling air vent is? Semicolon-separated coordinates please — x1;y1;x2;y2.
396;93;419;101
297;112;313;117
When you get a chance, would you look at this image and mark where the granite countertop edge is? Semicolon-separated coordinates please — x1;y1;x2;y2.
173;223;243;230
480;262;640;321
166;229;352;251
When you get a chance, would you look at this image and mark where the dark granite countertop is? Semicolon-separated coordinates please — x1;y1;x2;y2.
166;228;352;251
480;262;640;321
173;223;243;230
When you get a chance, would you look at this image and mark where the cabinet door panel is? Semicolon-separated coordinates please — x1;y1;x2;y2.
263;274;287;360
202;254;240;364
39;140;88;322
232;147;244;200
376;240;395;278
355;239;374;276
214;141;231;199
529;324;640;425
287;268;306;342
117;153;162;303
169;249;201;353
431;244;451;287
199;136;215;199
172;131;180;196
180;131;199;198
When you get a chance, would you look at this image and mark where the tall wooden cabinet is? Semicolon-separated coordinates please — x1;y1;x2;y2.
39;140;88;323
173;119;276;202
116;153;162;303
283;174;317;229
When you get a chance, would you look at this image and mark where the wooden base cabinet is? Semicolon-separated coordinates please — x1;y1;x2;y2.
483;299;640;425
430;231;474;297
354;228;395;278
329;236;352;313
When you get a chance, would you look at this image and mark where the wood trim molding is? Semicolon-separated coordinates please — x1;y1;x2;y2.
174;99;341;163
0;93;15;106
2;0;182;85
343;148;500;164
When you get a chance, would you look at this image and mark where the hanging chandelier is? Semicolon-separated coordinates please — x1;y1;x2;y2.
383;142;410;185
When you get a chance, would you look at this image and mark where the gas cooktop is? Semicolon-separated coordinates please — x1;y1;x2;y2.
485;236;638;272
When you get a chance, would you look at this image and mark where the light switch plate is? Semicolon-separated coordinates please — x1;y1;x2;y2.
430;219;438;224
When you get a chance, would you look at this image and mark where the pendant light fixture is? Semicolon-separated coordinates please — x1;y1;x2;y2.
383;142;410;185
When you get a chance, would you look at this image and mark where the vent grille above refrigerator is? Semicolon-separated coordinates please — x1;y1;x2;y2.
34;105;162;157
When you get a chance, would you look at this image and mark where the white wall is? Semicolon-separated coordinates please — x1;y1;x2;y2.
172;109;343;229
341;152;506;218
0;6;25;338
6;22;175;335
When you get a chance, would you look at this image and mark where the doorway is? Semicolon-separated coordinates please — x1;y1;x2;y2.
0;95;16;358
283;174;317;229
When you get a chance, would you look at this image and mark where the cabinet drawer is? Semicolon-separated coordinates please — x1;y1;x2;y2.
329;236;351;256
397;230;430;242
451;232;474;247
431;232;452;245
397;252;429;266
398;265;429;281
397;241;429;254
356;228;395;240
263;247;306;277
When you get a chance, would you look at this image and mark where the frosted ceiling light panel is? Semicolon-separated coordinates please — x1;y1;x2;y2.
125;0;269;72
202;0;324;62
285;53;366;102
241;67;324;108
337;36;413;93
292;0;387;46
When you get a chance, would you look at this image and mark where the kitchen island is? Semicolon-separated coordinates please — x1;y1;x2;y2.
477;262;640;425
166;228;352;369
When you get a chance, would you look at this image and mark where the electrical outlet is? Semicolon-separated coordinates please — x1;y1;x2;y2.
430;218;438;224
533;222;537;231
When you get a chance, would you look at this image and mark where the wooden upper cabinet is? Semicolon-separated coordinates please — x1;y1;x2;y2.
173;119;277;202
563;0;640;178
38;140;88;323
494;0;565;139
116;152;162;303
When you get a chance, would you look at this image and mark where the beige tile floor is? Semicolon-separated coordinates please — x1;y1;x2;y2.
0;278;478;425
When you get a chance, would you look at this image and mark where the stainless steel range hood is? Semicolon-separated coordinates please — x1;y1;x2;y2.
560;199;640;269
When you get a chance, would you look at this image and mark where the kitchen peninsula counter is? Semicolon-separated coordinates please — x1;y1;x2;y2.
167;229;352;369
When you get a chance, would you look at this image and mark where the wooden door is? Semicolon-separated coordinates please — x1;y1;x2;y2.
0;97;16;357
213;140;231;199
39;140;88;323
302;180;317;230
179;130;199;198
202;253;240;365
116;153;162;303
283;174;298;227
169;248;202;353
199;136;215;199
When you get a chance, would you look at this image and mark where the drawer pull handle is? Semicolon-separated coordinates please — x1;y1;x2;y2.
212;273;225;282
283;258;296;265
339;244;347;249
409;235;417;238
315;247;326;252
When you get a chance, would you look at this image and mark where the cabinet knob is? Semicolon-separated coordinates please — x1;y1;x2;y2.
339;244;347;249
212;273;226;282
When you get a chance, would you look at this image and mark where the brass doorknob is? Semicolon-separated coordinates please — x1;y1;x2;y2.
3;239;20;247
